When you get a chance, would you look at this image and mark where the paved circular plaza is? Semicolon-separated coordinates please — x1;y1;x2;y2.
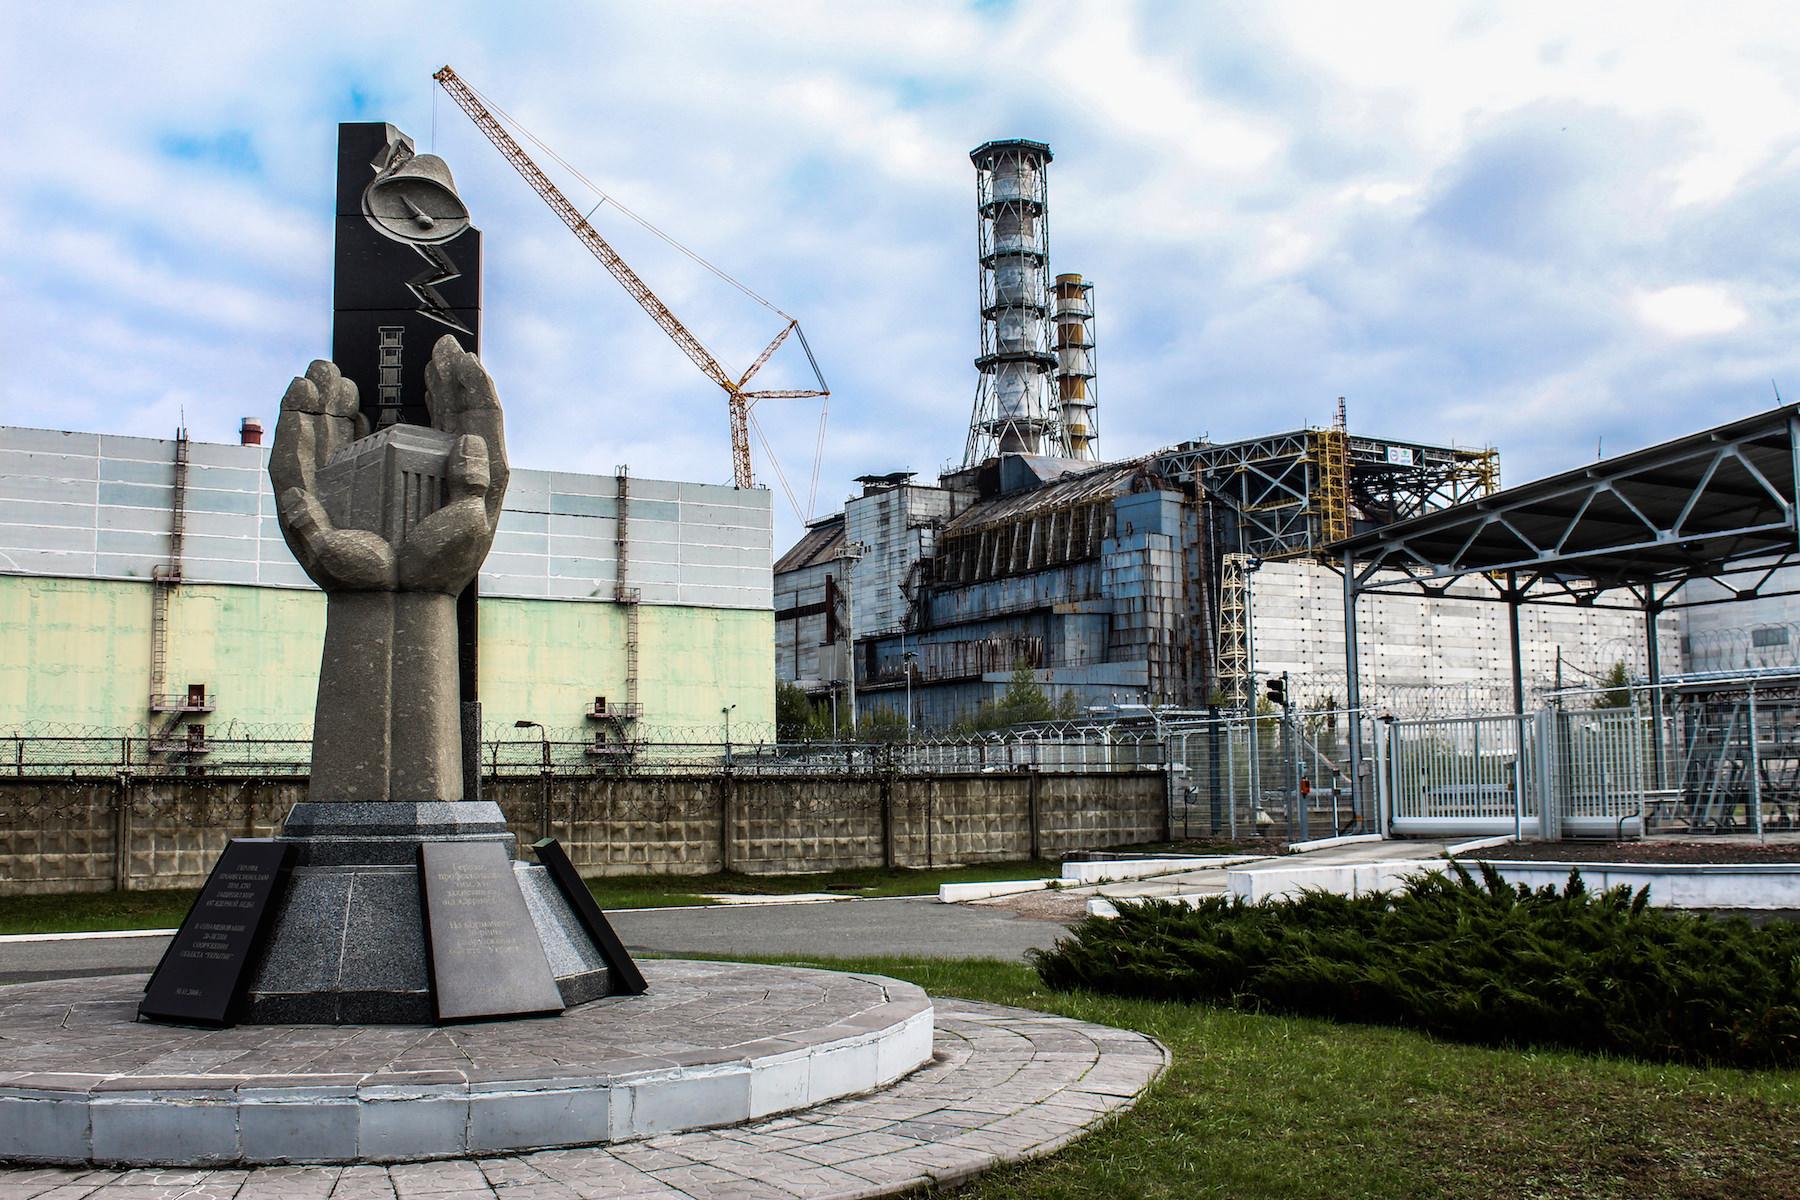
0;994;1163;1199
0;961;934;1165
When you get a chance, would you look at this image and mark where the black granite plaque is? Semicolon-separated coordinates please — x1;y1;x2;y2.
139;838;292;1027
419;841;564;1022
532;838;648;995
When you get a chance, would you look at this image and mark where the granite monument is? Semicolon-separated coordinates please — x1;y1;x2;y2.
137;122;639;1026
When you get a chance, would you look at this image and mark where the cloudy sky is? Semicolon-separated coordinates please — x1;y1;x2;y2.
6;2;1799;551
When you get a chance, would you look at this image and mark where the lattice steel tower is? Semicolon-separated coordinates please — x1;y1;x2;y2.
964;139;1057;465
1052;273;1097;459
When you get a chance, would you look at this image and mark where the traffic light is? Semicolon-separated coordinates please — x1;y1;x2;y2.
1265;675;1288;709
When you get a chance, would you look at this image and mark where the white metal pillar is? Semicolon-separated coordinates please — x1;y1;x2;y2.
1507;571;1527;841
1342;549;1365;833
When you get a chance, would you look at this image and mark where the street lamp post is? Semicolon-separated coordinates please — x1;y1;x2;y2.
721;704;736;766
903;650;918;739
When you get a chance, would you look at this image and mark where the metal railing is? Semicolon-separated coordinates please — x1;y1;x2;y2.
1384;712;1541;839
1161;709;1369;843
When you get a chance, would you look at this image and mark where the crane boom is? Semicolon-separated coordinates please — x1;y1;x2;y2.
434;65;826;488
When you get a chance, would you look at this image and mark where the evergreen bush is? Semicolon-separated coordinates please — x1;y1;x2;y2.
1031;865;1800;1068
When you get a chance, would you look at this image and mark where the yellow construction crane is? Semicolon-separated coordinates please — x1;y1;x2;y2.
433;65;828;491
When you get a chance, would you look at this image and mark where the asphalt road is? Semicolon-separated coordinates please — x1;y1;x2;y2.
0;896;1072;985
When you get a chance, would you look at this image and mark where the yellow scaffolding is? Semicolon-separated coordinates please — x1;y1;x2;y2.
1312;425;1351;549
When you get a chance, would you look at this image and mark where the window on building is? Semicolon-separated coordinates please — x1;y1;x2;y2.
1752;626;1789;648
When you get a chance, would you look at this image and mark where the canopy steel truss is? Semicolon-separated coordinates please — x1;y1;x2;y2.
1156;430;1497;562
1334;404;1800;832
1339;405;1800;611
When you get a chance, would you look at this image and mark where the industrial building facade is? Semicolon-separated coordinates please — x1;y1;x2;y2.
775;442;1677;729
775;136;1670;728
0;425;775;747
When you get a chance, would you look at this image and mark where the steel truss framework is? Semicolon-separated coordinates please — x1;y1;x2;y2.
1331;404;1800;826
1156;430;1497;562
1339;405;1800;612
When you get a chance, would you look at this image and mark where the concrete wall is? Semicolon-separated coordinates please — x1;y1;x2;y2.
1678;569;1800;672
843;485;955;638
0;771;1166;894
0;574;773;736
774;556;848;693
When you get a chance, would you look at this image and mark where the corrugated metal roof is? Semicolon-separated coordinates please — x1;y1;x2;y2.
774;513;847;574
940;458;1155;537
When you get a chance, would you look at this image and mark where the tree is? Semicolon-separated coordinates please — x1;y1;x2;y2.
953;658;1080;732
1595;661;1633;709
775;681;815;742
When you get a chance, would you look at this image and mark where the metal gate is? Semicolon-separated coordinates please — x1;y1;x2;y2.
1380;707;1646;839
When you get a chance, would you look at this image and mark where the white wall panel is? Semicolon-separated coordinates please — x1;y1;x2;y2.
0;425;772;611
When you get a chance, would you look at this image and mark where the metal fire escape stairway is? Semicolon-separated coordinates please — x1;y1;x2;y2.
590;467;642;756
147;429;212;760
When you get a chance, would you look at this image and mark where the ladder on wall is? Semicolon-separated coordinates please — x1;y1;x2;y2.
148;429;208;761
615;467;641;721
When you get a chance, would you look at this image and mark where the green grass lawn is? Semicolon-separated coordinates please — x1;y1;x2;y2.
0;860;1060;934
745;954;1800;1200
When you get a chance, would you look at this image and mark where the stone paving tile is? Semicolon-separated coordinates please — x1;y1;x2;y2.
0;1001;1164;1200
0;965;897;1086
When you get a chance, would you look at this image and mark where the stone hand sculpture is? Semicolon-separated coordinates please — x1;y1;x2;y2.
271;335;508;804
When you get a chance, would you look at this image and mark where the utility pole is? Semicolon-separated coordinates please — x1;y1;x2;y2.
904;650;918;739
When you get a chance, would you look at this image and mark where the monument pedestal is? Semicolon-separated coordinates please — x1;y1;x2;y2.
240;802;615;1024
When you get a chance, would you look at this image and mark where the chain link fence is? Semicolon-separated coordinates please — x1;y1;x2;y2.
0;722;1167;780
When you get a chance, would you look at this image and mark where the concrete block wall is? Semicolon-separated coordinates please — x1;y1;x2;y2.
891;778;1032;867
729;780;888;874
0;770;1166;893
0;779;296;894
493;776;730;876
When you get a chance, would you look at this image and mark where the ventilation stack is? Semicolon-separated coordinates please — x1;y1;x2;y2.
964;139;1057;465
1052;273;1097;459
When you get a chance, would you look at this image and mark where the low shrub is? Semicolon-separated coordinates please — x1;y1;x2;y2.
1030;865;1800;1068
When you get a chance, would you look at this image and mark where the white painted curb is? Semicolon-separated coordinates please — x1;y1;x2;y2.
1445;835;1517;855
1285;833;1385;854
1059;856;1245;884
938;879;1055;903
0;928;177;944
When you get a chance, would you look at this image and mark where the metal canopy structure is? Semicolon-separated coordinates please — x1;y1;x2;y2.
1339;404;1800;610
1333;404;1800;821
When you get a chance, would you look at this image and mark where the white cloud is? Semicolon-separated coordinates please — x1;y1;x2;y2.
4;1;1800;554
1635;285;1750;338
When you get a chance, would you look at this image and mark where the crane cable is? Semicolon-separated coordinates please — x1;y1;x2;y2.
749;412;803;521
455;77;795;324
448;71;830;518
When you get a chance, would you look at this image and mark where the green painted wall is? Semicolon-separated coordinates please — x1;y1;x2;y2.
0;575;774;739
477;597;774;737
